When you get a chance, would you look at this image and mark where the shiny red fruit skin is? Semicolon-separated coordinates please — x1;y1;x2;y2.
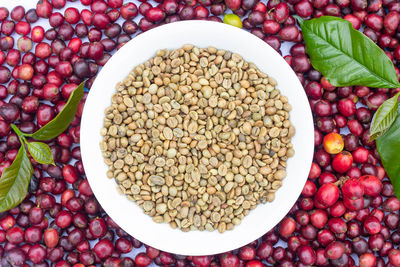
315;183;339;208
245;260;264;267
342;178;364;199
219;253;240;267
359;175;382;196
225;0;242;11
332;151;353;173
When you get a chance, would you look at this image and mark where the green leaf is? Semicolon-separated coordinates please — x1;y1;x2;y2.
299;16;400;88
370;92;400;141
26;142;54;165
377;114;400;199
28;81;84;141
0;145;33;212
293;15;304;25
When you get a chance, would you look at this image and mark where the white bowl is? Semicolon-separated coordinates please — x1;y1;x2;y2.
81;20;314;256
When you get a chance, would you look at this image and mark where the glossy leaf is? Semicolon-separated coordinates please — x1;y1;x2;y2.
377;114;400;199
0;145;33;212
26;142;54;165
370;92;400;140
298;16;400;88
28;81;84;140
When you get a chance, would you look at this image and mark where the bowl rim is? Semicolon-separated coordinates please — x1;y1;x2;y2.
80;20;314;255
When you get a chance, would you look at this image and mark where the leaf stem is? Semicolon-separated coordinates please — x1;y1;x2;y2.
10;124;27;142
10;124;28;146
10;124;23;138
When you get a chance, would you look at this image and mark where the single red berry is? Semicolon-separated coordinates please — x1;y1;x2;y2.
219;252;240;267
245;260;264;267
338;98;356;117
279;217;296;236
359;252;376;267
310;209;328;229
359;175;382;196
6;227;24;244
363;215;382;235
389;249;400;266
315;183;339;208
192;255;212;267
332;151;353;173
63;165;78;184
44;228;59;248
343;197;364;211
135;252;152;267
325;241;345;260
308;162;321;179
342;178;364;199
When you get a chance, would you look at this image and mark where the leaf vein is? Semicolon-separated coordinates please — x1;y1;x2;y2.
304;21;399;87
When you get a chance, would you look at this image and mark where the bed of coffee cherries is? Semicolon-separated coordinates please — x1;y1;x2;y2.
0;0;400;266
